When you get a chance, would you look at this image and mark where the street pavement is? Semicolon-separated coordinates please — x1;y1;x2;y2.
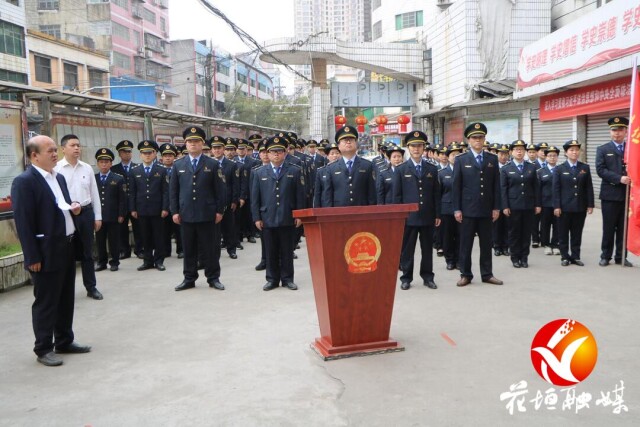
0;211;638;426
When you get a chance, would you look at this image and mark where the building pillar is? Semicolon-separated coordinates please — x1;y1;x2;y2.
310;59;329;140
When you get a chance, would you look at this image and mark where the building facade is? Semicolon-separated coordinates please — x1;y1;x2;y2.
24;0;172;107
371;0;435;43
0;0;29;99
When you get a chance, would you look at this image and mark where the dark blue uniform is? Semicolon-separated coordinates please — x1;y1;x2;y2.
596;140;628;263
170;155;226;285
235;155;260;242
321;156;376;207
492;164;509;256
313;165;330;208
95;171;126;269
376;166;395;205
111;161;141;257
537;165;559;251
216;157;241;257
452;150;501;281
500;161;540;266
438;165;459;268
129;163;169;268
552;161;594;263
251;162;306;288
392;159;441;286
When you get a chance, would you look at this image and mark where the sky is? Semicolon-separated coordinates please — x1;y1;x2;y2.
169;0;296;92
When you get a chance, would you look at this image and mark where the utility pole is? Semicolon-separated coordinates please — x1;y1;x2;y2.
204;43;214;117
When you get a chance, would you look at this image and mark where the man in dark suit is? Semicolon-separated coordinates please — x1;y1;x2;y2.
596;117;632;267
393;131;441;290
313;142;341;208
553;140;595;266
493;144;510;256
234;138;259;244
158;143;182;258
110;140;141;259
537;146;560;256
11;135;91;366
129;140;169;271
500;140;541;268
171;127;227;291
94;148;126;272
439;143;462;270
321;126;376;207
251;136;306;291
213;137;241;259
452;122;503;287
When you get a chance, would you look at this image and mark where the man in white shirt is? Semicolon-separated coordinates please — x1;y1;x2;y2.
54;134;104;300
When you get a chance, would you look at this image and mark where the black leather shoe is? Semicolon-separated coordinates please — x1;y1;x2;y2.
197;262;205;270
229;253;238;259
137;264;154;271
282;281;298;290
110;265;118;272
520;261;529;268
37;352;63;367
482;276;504;285
255;262;266;271
293;253;298;259
400;282;411;290
599;258;609;267
248;236;256;243
572;259;585;266
623;259;633;267
237;244;244;250
136;252;144;259
503;249;510;256
436;249;444;257
532;242;540;248
209;280;225;290
177;252;184;259
424;280;437;289
494;249;501;256
175;281;195;291
561;259;571;266
55;342;91;354
95;264;107;272
295;244;301;250
87;288;103;300
446;263;456;270
121;252;131;259
155;263;166;271
263;282;278;291
512;261;521;268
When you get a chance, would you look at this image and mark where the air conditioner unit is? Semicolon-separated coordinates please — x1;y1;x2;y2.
146;50;153;59
138;48;145;55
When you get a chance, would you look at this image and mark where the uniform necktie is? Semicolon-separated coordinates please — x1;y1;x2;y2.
476;154;483;166
542;161;547;168
346;160;353;174
517;164;523;173
618;144;624;154
144;166;150;176
192;158;197;170
123;165;128;174
100;175;107;184
571;165;577;172
274;166;281;178
416;164;422;176
239;158;244;164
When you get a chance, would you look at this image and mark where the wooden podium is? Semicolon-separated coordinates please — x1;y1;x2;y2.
293;204;417;360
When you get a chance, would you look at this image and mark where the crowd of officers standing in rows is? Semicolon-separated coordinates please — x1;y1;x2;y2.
86;115;632;296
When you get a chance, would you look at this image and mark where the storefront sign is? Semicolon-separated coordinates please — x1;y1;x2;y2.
540;76;631;121
518;0;640;89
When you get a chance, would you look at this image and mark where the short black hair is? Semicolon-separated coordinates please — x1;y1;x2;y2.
60;134;79;146
26;138;40;158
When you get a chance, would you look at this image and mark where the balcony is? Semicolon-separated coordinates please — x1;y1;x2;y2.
132;7;142;19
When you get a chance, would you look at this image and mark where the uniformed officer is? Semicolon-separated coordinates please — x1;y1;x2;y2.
235;138;259;244
213;137;241;259
500;140;541;268
596;116;632;266
253;140;270;271
94;148;126;272
458;140;468;153
376;144;404;205
251;136;306;291
129;140;169;271
535;143;549;169
553;140;595;266
531;142;549;249
321;126;376;207
526;143;538;164
111;140;141;259
159;143;182;258
439;143;462;270
249;134;262;160
313;142;341;208
492;144;510;256
537;145;560;255
170;127;227;291
393;131;441;290
452;122;503;287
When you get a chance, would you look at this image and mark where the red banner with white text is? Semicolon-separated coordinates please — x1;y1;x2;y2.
626;61;640;256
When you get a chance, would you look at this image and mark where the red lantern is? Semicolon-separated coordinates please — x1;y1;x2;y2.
375;115;388;133
355;115;367;133
335;115;347;127
397;115;410;133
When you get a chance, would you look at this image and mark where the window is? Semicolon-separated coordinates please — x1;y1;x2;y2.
0;20;25;57
216;62;229;76
249;78;256;88
113;51;131;70
63;63;78;90
0;68;27;100
39;24;61;39
237;72;247;84
217;81;229;93
37;1;58;10
5;1;20;6
373;21;382;40
160;17;166;33
196;94;205;108
112;0;128;10
112;22;130;41
258;82;267;93
395;11;423;30
89;69;105;92
34;55;51;83
142;8;156;25
133;30;141;47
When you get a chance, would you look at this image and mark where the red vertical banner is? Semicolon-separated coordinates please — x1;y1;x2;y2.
626;58;640;256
